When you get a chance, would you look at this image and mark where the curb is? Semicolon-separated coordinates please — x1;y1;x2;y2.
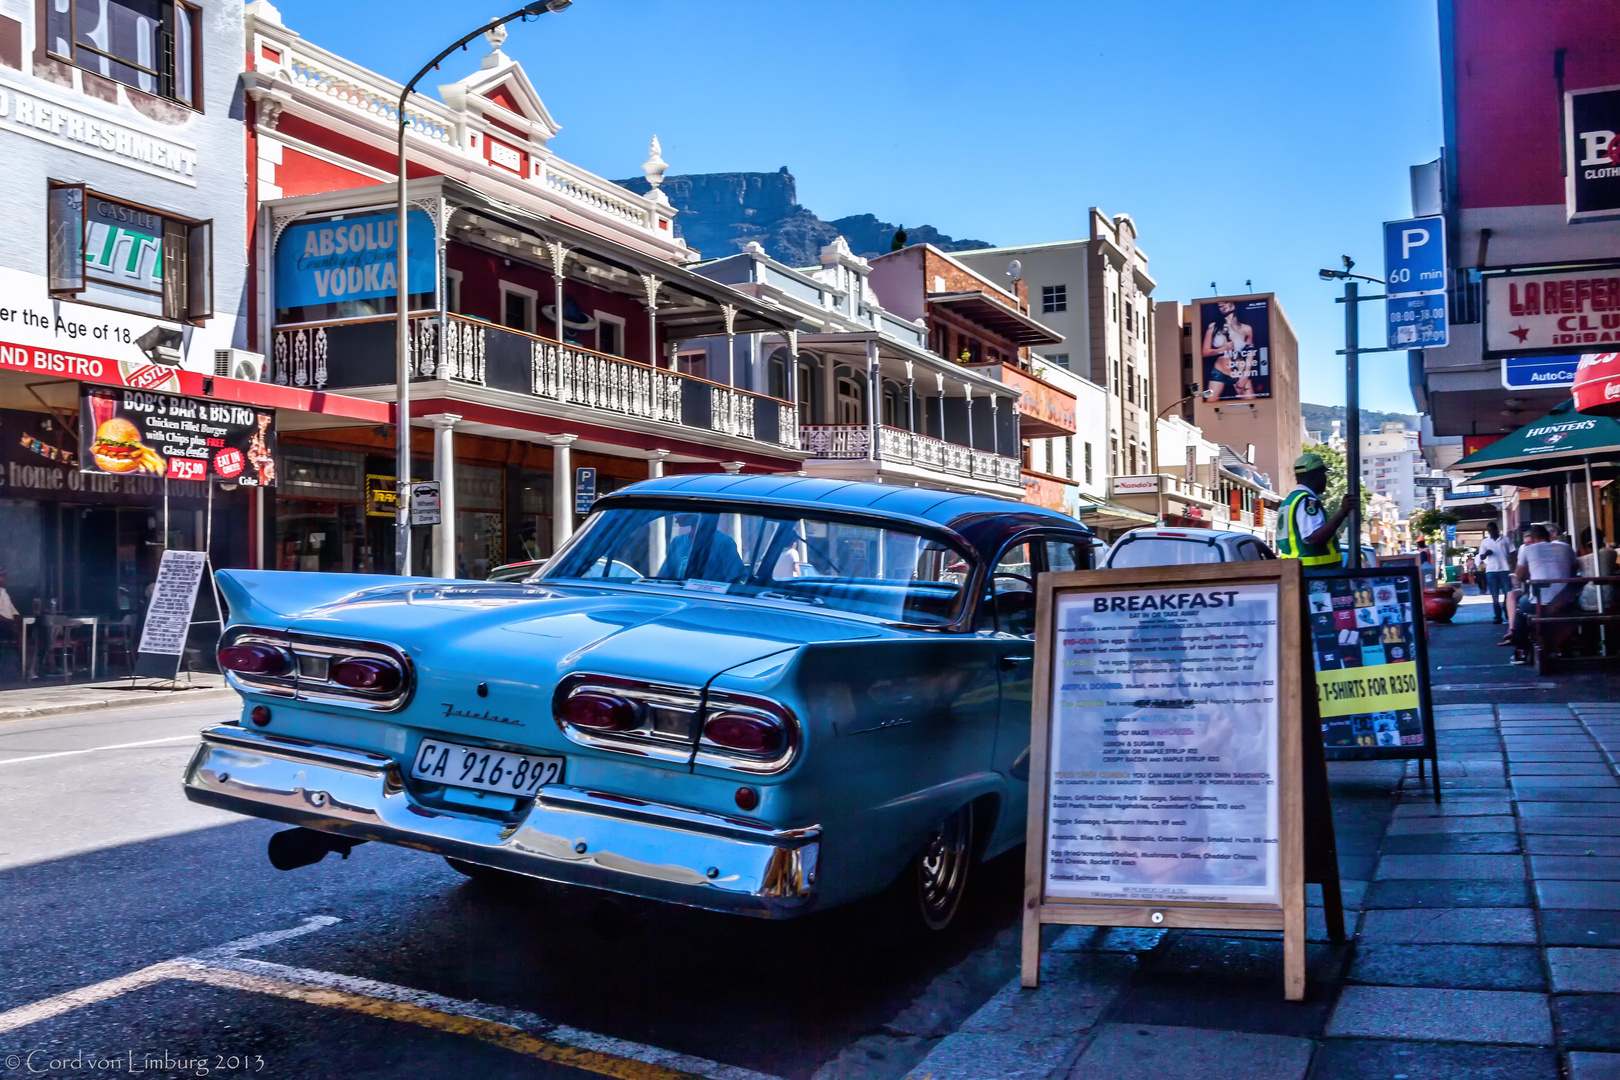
0;687;235;723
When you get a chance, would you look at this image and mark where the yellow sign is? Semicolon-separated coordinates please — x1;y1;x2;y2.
366;473;397;518
1315;661;1421;718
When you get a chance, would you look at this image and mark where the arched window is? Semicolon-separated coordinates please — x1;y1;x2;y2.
834;364;866;425
767;347;792;401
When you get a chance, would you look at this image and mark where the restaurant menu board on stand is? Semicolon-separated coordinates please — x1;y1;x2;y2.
1023;561;1333;1002
135;549;210;679
1307;567;1440;782
80;386;277;485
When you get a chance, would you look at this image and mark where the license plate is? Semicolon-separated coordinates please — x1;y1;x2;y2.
410;738;563;797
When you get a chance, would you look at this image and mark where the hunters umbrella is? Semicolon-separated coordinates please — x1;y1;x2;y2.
1454;398;1620;474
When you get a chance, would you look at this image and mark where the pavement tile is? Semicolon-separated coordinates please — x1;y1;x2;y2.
1532;856;1620;879
1306;1040;1557;1080
1507;752;1612;763
955;954;1135;1037
1520;802;1620;817
1503;738;1600;750
1391;799;1512;819
1528;836;1620;857
1513;779;1620;795
1566;1051;1620;1080
1385;815;1517;835
1068;1023;1313;1080
1347;944;1545;990
1543;910;1620;947
1357;907;1537;944
1512;762;1618;775
1337;856;1378;882
1111;939;1341;1036
1362;879;1532;909
1536;879;1620;910
1308;880;1368;909
1380;833;1523;855
1524;818;1620;837
1375;854;1526;880
1555;995;1620;1051
1046;926;1167;953
1325;985;1552;1044
904;1033;1075;1080
1548;949;1620;993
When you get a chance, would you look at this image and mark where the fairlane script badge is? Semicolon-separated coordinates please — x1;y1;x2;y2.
441;702;522;726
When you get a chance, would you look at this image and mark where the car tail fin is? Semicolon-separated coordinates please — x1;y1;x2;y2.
215;569;437;625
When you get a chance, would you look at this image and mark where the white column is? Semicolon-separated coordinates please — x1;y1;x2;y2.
641;274;661;366
427;413;461;578
545;434;579;554
723;304;738;387
936;372;946;439
720;461;745;474
990;395;1000;456
647;449;669;478
865;338;879;461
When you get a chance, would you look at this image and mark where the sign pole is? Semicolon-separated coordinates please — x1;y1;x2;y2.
1345;279;1362;569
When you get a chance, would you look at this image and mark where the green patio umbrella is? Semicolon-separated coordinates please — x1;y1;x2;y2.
1454;399;1620;473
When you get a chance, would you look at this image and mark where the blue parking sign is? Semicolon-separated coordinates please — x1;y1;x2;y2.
574;467;597;516
1383;216;1447;299
1387;294;1448;350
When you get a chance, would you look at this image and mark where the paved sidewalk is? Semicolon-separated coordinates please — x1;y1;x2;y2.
0;673;229;721
905;699;1620;1080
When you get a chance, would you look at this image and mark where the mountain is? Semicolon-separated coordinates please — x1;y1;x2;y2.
614;167;993;267
1301;403;1420;439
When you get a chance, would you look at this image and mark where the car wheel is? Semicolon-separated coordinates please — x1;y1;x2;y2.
913;803;974;932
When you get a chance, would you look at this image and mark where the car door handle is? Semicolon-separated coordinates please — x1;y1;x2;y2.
999;655;1033;670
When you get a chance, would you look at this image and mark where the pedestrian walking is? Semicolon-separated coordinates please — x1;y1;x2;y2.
1478;522;1516;623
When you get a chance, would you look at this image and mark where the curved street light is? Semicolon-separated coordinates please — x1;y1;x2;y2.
1156;388;1213;420
393;0;574;573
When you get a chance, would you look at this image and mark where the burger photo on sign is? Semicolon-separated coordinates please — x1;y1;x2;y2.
86;394;166;475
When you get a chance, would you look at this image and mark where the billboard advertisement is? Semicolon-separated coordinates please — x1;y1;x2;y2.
274;209;436;311
80;386;277;485
1567;85;1620;223
1199;299;1271;401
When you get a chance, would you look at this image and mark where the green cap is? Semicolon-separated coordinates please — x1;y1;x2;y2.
1294;452;1328;473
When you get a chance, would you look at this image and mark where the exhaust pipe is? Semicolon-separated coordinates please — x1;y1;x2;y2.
268;827;365;871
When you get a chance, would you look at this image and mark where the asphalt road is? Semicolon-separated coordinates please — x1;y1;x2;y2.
0;698;1029;1080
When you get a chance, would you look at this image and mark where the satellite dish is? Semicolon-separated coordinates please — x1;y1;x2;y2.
1007;259;1022;280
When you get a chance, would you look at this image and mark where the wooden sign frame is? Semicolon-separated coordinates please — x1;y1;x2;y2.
1021;560;1328;1001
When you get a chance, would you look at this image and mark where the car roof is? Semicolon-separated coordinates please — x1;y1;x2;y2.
1117;527;1251;543
593;475;1092;562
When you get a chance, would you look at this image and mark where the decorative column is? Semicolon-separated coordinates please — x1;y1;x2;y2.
426;413;461;578
546;240;570;343
990;395;1000;457
640;273;661;367
865;338;879;462
936;373;946;440
544;433;579;554
720;461;745;474
722;304;738;387
965;382;975;452
905;360;915;433
787;329;800;407
646;448;669;478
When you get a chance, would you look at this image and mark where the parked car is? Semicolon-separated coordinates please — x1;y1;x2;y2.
485;558;545;582
186;476;1095;931
1103;526;1276;568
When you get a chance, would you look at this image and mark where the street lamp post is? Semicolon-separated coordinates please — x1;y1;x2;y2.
1155;388;1213;421
1318;258;1387;571
392;0;573;574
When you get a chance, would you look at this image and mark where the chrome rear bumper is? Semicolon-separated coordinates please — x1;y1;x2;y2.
182;725;820;918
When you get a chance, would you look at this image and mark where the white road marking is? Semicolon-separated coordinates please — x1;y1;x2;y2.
0;915;786;1080
0;734;200;768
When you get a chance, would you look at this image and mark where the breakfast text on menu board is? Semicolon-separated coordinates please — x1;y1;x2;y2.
1045;583;1282;905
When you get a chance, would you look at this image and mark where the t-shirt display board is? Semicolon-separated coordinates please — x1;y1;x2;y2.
1021;560;1339;1001
1307;568;1440;799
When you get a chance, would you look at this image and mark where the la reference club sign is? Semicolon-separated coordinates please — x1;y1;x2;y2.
1485;266;1620;355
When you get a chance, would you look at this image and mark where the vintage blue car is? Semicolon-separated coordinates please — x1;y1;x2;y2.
184;475;1094;931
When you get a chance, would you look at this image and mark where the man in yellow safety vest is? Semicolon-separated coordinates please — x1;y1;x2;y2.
1277;452;1351;566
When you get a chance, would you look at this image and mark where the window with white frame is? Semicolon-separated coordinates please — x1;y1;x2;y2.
1041;284;1067;314
1044;352;1070;369
45;0;202;108
500;282;537;333
594;311;626;356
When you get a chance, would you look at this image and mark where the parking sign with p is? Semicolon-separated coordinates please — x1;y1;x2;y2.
1383;216;1447;299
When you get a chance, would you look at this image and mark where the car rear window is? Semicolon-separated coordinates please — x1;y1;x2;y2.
1108;537;1223;567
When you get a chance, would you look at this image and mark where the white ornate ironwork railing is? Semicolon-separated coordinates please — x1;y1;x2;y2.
530;335;682;424
710;386;756;440
799;423;1020;486
800;424;871;459
775;404;799;449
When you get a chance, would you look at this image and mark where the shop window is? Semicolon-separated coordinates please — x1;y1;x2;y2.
595;311;625;356
500;282;536;333
47;182;211;324
46;0;202;109
1040;284;1066;314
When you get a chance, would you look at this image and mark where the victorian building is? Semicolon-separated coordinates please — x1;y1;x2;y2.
242;2;806;577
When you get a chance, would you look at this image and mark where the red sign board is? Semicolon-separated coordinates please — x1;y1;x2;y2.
1573;351;1620;416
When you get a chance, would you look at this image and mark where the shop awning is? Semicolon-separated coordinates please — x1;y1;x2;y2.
1455;398;1620;474
926;292;1064;346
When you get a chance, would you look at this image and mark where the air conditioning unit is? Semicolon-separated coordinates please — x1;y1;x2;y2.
214;349;266;382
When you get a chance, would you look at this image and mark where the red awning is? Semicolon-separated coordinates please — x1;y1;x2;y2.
1573;352;1620;417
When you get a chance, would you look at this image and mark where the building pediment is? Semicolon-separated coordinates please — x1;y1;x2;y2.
438;54;560;148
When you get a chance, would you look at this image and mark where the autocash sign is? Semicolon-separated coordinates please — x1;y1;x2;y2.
1485;268;1620;354
1566;85;1620;223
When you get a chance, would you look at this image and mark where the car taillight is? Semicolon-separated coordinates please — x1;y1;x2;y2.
563;692;639;731
702;712;785;754
329;658;401;693
218;643;289;676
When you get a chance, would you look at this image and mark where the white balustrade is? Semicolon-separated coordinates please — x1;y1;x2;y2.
799;424;871;459
530;335;682;424
710;386;756;439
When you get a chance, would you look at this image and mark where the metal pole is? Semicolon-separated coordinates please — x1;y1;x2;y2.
1344;280;1362;569
395;113;412;575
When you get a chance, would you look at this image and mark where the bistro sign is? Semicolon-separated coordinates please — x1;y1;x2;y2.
1485;268;1620;354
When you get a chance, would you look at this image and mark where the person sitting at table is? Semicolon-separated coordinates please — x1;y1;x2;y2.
0;567;21;677
1510;524;1580;665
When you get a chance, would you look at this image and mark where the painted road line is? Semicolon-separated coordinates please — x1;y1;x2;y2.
0;734;201;768
205;955;783;1080
0;917;338;1035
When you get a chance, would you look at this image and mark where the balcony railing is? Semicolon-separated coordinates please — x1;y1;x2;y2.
271;315;799;450
800;423;1021;487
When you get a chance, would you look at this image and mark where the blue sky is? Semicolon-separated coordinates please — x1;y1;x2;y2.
275;0;1442;413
